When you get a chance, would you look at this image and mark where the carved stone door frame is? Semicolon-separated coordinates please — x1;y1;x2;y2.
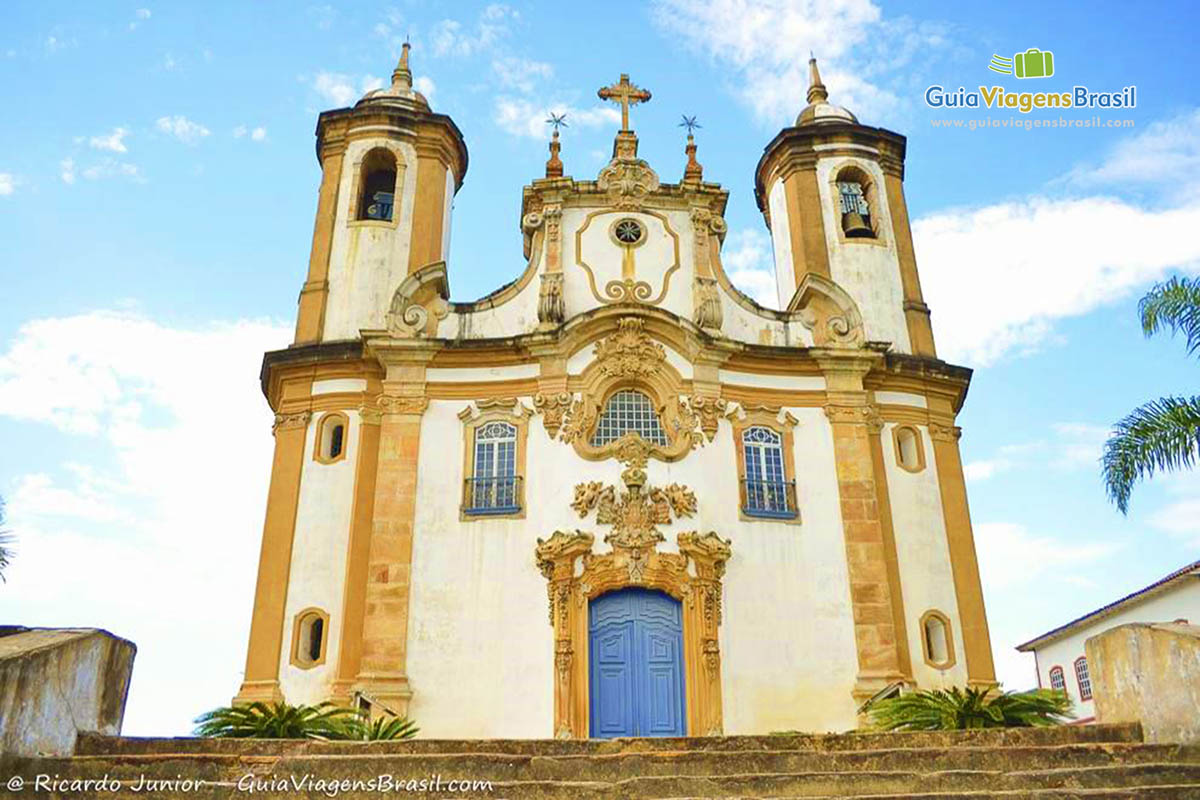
535;455;731;738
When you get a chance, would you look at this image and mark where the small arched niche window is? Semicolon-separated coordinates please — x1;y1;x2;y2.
893;425;926;473
1048;665;1066;692
741;426;797;518
290;608;329;669
357;148;397;222
466;421;520;514
314;412;349;464
1074;657;1092;701
590;389;668;446
920;610;955;669
834;166;877;240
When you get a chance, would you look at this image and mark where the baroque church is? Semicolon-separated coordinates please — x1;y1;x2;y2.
235;47;996;738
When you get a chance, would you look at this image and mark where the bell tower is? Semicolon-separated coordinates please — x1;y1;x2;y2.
293;44;468;345
755;58;936;357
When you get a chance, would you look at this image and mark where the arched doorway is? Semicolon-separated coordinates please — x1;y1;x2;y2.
589;588;686;738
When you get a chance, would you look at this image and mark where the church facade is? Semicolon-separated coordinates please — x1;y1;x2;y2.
235;49;996;738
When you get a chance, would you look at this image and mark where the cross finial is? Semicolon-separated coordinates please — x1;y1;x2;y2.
545;112;568;133
598;73;651;132
679;115;701;135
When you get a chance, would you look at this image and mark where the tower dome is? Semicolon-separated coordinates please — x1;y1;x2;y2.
795;57;857;126
358;43;430;112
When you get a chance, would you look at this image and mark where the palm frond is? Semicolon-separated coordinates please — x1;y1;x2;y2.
1140;275;1200;357
353;714;419;741
193;702;362;740
868;687;1073;731
1102;395;1200;513
0;531;13;583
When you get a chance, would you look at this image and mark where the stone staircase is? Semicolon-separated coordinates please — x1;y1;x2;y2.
6;723;1200;798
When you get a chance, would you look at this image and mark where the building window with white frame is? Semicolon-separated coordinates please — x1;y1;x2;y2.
740;426;797;518
590;389;668;446
464;421;520;514
1049;665;1066;692
1074;657;1092;701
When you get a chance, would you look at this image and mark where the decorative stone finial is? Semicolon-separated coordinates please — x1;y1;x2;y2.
392;41;413;89
679;115;703;184
806;56;828;104
545;113;567;178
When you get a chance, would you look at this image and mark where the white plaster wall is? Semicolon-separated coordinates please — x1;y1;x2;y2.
1032;580;1200;721
278;412;359;703
323;138;420;341
405;397;863;737
767;178;796;309
718;371;825;391
426;364;540;382
880;423;968;689
561;208;694;326
312;378;368;395
875;391;926;408
816;157;911;353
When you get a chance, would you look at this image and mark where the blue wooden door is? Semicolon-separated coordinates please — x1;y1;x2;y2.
589;588;686;738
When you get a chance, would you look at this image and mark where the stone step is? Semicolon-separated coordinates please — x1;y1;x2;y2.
8;761;1200;799
35;742;1200;783
73;722;1145;758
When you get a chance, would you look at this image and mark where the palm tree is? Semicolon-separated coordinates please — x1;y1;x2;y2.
1103;276;1200;513
194;701;418;741
867;687;1073;731
193;702;362;740
0;497;13;582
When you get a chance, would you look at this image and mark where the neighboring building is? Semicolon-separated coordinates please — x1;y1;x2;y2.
1016;560;1200;723
235;49;998;738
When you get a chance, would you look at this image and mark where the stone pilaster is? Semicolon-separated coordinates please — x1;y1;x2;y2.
817;350;907;707
235;409;312;704
929;419;997;688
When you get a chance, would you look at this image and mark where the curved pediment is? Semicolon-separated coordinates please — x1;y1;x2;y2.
787;273;865;348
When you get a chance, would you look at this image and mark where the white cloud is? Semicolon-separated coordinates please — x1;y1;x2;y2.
975;522;1120;592
649;0;947;125
162;52;177;70
964;460;1002;482
1061;108;1200;191
494;97;619;139
0;311;291;735
155;115;210;145
88;127;129;153
135;8;151;19
492;55;553;93
915;196;1200;366
721;228;778;307
233;125;268;142
80;158;141;182
59;158;76;184
311;72;383;107
430;4;515;58
414;76;435;99
1147;471;1200;547
913;108;1200;366
0;173;13;196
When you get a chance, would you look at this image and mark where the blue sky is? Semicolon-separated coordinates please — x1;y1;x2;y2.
1;1;1198;735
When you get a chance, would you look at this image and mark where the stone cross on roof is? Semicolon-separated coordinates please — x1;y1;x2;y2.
598;73;651;132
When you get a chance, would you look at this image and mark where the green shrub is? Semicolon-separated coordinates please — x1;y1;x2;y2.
867;687;1073;731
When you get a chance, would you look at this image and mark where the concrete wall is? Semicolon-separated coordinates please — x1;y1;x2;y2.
1030;579;1200;720
1087;622;1200;743
0;628;135;757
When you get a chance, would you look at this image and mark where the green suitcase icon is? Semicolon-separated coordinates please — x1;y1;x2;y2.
1014;48;1054;78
